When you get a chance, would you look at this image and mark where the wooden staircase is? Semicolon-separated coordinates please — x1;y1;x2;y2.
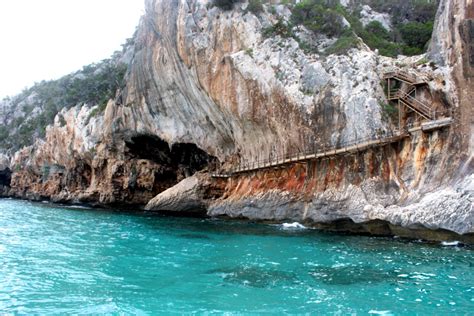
399;93;434;120
383;69;427;85
384;69;435;120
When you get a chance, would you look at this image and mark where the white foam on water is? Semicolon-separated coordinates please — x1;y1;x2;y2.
410;274;430;280
369;310;393;315
281;222;306;229
441;241;460;246
67;205;91;210
331;262;348;268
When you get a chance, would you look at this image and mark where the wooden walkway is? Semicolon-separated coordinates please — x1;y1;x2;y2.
211;69;452;178
211;132;408;178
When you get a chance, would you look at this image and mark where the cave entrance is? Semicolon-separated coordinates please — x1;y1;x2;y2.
0;168;12;187
125;135;217;177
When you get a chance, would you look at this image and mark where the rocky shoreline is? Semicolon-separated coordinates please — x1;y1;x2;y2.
143;171;473;243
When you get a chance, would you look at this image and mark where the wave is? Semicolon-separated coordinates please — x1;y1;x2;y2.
281;222;307;230
369;310;393;315
441;241;460;246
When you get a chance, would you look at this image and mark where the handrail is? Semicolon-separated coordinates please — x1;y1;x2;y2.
399;99;432;120
383;69;427;85
212;130;408;177
399;93;433;119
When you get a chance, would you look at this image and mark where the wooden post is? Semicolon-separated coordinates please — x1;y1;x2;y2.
398;99;401;131
304;136;307;154
387;78;390;99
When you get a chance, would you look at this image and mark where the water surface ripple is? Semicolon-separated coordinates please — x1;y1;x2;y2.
0;199;472;314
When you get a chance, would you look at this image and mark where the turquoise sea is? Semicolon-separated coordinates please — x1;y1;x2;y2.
0;199;472;314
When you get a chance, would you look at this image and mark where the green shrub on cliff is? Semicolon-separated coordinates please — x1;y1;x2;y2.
287;0;437;57
380;101;398;123
356;0;438;56
324;31;360;55
213;0;242;10
291;0;347;38
263;18;294;38
247;0;264;14
0;56;128;152
399;21;434;53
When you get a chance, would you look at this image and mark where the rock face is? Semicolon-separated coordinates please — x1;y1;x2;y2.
359;5;392;30
8;103;215;205
2;0;473;241
119;0;391;162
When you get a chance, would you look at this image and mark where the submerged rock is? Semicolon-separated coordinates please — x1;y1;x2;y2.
208;266;297;288
309;265;399;285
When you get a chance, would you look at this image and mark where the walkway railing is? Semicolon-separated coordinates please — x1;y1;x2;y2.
383;69;428;85
211;130;407;177
399;92;434;120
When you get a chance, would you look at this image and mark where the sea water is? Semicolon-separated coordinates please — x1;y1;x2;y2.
0;199;472;314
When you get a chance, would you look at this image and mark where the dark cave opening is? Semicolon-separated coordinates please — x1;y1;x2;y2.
125;134;217;176
0;168;12;187
80;163;92;188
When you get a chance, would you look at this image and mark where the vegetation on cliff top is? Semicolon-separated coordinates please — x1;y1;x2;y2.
0;50;129;153
225;0;438;57
213;0;264;13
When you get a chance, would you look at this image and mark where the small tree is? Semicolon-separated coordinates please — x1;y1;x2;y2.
399;21;433;50
291;1;346;38
365;21;390;41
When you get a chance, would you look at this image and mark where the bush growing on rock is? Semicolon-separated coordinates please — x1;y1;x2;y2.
291;0;346;38
399;21;434;53
324;30;360;55
355;0;437;56
365;21;390;41
247;0;264;14
213;0;242;10
263;18;294;38
287;0;437;57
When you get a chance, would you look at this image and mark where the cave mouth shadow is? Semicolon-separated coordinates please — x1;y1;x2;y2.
125;134;217;175
0;168;12;187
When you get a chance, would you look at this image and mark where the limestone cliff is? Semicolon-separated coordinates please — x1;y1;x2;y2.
201;0;473;240
2;0;473;241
